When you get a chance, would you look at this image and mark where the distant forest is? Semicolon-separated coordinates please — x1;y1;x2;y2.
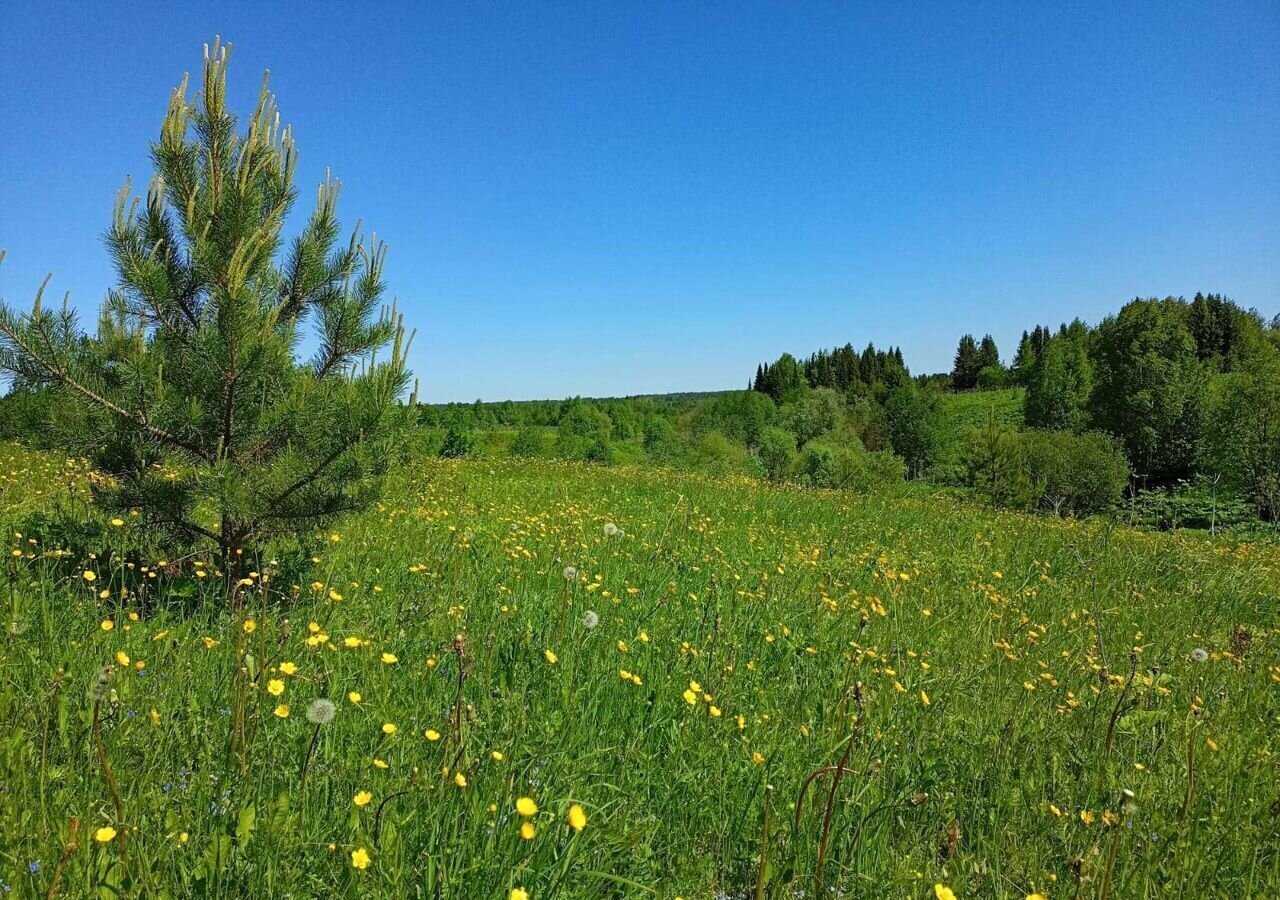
4;292;1278;530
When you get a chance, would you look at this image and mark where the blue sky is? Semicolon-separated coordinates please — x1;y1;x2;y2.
2;2;1277;402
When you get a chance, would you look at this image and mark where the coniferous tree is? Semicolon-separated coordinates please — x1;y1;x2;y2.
1011;331;1037;384
977;335;1000;371
951;334;981;390
1031;325;1050;357
0;40;415;593
762;353;805;402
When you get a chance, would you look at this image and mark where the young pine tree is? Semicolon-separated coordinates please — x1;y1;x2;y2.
0;39;416;595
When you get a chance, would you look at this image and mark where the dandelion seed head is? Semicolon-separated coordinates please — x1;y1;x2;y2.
307;698;337;725
89;665;114;702
563;566;577;582
582;610;599;630
1190;648;1209;663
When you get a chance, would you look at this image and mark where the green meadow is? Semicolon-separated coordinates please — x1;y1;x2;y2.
1;443;1276;897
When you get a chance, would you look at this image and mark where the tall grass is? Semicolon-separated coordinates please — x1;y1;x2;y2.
0;443;1276;896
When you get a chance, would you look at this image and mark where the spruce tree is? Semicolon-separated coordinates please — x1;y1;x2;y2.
0;39;415;595
977;334;1000;371
951;334;980;390
1012;331;1036;383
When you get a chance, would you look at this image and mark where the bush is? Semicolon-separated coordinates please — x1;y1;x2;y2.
756;427;797;481
642;417;682;464
508;426;545;458
1019;429;1129;515
582;437;616;465
439;425;477;458
558;403;613;440
976;364;1012;391
690;431;753;476
796;440;905;491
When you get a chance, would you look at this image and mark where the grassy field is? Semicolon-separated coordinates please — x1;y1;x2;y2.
1;441;1277;897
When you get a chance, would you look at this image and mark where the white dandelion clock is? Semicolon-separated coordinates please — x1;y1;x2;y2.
306;698;337;725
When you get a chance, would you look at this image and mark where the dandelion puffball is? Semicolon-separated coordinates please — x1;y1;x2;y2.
306;698;337;725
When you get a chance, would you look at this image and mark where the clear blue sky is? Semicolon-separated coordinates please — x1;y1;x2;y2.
2;2;1277;401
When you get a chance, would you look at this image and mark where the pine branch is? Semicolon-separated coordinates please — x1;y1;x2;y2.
249;431;365;531
0;308;212;462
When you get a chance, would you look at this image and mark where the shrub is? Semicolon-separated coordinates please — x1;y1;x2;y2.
642;417;682;463
756;426;797;481
796;440;904;491
976;364;1012;391
582;437;616;465
439;425;477;458
508;426;545;458
558;402;613;440
1019;429;1129;515
690;431;752;476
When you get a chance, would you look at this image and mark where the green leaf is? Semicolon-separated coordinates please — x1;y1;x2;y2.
235;803;256;848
